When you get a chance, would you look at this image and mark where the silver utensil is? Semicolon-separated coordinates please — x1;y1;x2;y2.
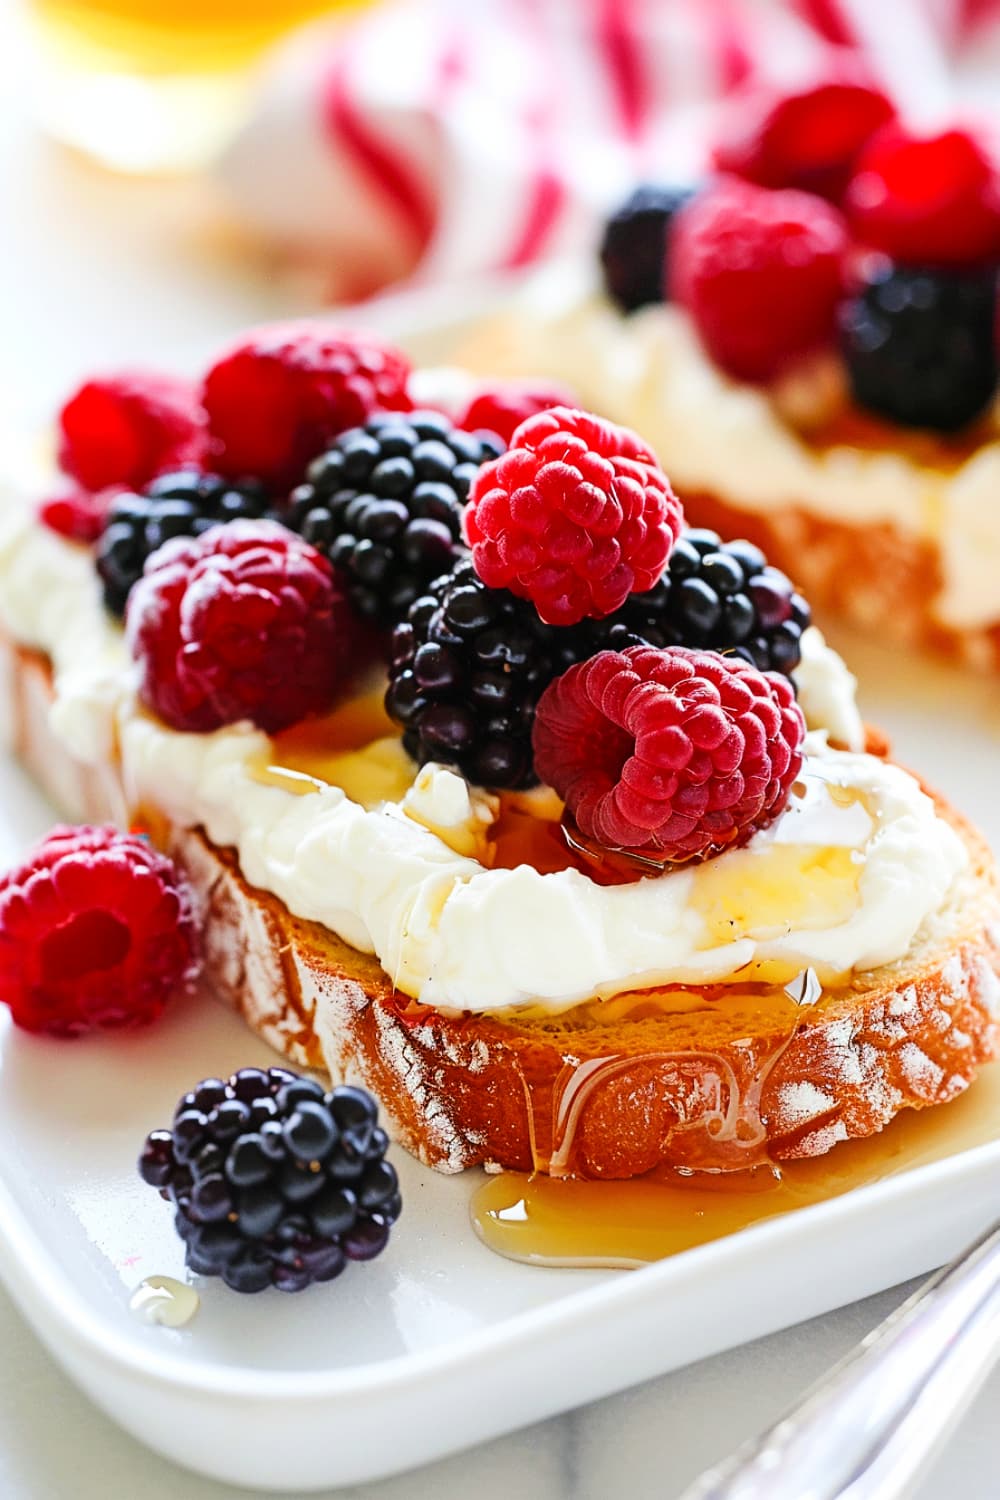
680;1219;1000;1500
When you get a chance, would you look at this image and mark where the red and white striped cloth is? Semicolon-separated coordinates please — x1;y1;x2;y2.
218;0;1000;300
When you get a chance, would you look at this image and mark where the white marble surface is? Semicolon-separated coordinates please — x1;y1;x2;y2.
1;10;999;1497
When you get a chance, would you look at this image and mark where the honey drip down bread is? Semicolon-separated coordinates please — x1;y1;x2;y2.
6;637;1000;1181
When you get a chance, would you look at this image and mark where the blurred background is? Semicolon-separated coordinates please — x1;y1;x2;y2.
4;0;1000;415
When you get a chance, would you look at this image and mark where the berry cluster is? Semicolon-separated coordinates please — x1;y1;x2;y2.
600;74;1000;431
139;1070;400;1294
387;529;810;791
285;411;502;627
45;322;416;565
45;316;815;869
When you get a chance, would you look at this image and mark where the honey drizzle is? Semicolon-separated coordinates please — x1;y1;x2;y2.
472;1062;1000;1270
537;1015;802;1178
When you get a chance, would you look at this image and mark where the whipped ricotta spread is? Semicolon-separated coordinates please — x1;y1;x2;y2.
0;475;968;1014
459;264;1000;634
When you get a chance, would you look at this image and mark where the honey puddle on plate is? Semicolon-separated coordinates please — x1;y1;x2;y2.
471;1062;1000;1268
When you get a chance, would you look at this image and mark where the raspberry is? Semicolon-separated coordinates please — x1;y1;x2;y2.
57;372;204;493
38;485;119;545
202;324;413;489
713;72;895;199
127;520;362;734
463;407;683;627
0;825;198;1036
532;645;805;862
670;178;847;381
456;380;577;444
844;126;1000;266
139;1069;400;1294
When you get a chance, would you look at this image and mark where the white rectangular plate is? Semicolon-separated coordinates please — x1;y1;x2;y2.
1;279;999;1492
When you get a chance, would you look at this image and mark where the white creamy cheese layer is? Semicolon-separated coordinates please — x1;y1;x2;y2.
460;265;1000;634
0;495;968;1014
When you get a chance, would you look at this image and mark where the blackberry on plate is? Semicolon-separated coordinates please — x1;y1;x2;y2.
96;469;269;617
587;529;811;677
600;185;696;312
839;264;998;432
139;1068;400;1294
386;559;589;789
285;411;503;629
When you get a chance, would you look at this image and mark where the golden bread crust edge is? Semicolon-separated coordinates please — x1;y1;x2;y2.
4;636;1000;1178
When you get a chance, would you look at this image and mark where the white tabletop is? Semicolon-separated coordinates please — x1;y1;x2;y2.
1;15;998;1498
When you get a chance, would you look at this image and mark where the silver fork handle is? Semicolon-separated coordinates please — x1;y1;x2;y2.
680;1220;1000;1500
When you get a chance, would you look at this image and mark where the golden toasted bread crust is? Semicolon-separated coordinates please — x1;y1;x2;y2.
5;637;1000;1178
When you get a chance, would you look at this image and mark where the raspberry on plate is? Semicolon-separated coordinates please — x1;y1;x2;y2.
202;323;413;489
0;825;198;1036
670;178;848;381
127;519;362;734
712;72;895;199
139;1069;400;1294
58;372;204;494
463;406;683;626
844;126;1000;266
533;645;805;863
456;380;576;445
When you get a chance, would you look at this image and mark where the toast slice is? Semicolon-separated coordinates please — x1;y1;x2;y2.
453;304;1000;675
5;635;1000;1180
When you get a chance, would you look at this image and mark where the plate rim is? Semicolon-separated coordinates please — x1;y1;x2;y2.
2;1132;999;1400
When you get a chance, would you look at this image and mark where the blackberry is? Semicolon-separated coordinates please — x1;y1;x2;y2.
839;265;998;432
285;411;503;628
386;559;588;789
139;1068;400;1294
96;469;269;617
599;184;696;312
388;538;810;790
588;529;811;677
